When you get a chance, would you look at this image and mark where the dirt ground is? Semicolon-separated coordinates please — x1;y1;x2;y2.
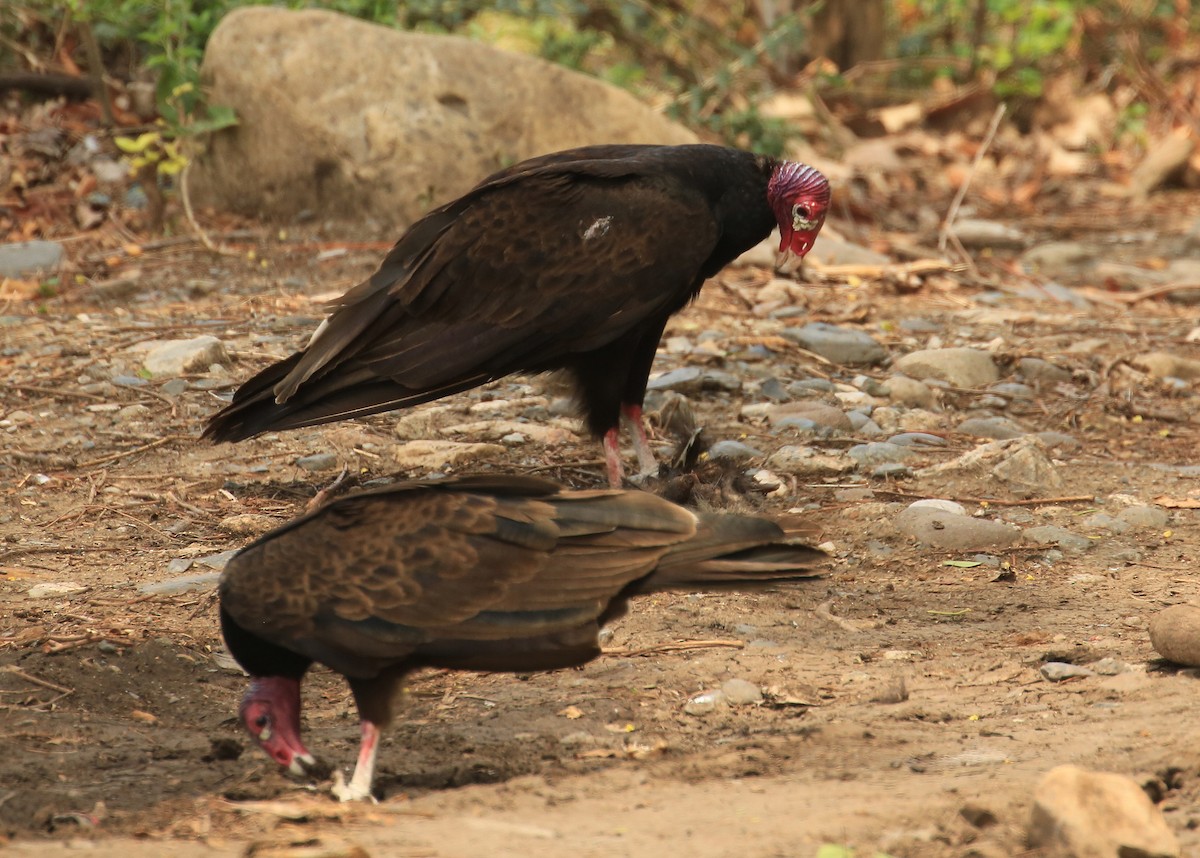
3;207;1200;858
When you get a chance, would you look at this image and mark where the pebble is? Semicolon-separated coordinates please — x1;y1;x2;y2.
766;446;855;477
894;507;1021;550
758;377;790;402
706;440;763;462
684;689;728;716
500;432;527;445
391;440;505;470
112;374;149;387
1039;662;1095;681
115;403;151;423
766;401;853;432
295;452;339;471
992;443;1063;491
646;366;742;394
1116;505;1169;529
782;323;887;366
142;336;232;377
1035;430;1080;451
1024;525;1094;552
1081;512;1131;534
218;513;279;536
1133;351;1200;380
137;571;222;595
952;219;1029;249
1020;241;1093;277
1029;765;1180;857
1018;357;1073;384
788;378;836;394
892;348;1000;388
886;432;947;448
847;412;883;436
847;442;914;467
872;463;912;479
196;549;240;570
956;416;1028;440
907;498;967;516
0;239;65;277
720;678;763;705
26;582;87;599
989;382;1034;399
899;317;942;333
884;375;937;408
1091;657;1127;676
1149;605;1200;667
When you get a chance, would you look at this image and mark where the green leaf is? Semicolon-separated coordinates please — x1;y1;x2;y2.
942;560;983;568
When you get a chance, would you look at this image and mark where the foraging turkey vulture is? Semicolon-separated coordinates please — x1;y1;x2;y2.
219;474;826;801
203;144;829;486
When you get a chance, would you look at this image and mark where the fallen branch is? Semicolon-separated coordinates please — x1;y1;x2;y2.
75;435;189;470
939;102;1007;256
872;489;1095;507
603;639;745;657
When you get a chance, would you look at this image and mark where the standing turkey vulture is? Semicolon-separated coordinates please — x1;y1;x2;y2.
203;143;830;486
219;474;826;801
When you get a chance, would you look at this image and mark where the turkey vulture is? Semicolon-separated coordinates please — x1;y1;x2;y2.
203;143;830;486
219;474;826;801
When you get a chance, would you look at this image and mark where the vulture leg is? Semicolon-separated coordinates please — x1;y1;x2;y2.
332;719;381;803
602;427;625;488
622;404;659;476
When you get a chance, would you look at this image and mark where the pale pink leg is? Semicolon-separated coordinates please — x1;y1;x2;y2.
622;404;658;475
603;427;624;488
332;720;380;802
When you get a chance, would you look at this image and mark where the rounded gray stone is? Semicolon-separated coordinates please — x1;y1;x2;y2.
893;348;1000;389
781;323;887;366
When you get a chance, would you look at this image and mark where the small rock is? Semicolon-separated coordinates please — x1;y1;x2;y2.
27;582;87;599
894;507;1021;551
1029;764;1180;857
957;416;1028;440
1133;351;1200;380
1024;525;1094;552
989;382;1034;399
142;336;232;377
112;374;149;388
1040;661;1095;681
218;514;279;536
1149;605;1200;667
1091;657;1127;676
1116;505;1169;530
1081;512;1131;534
719;679;763;705
766;446;854;477
952;219;1029;249
847;442;914;467
766;401;853;432
1017;357;1073;384
782;323;887;366
872;463;912;479
0;239;65;277
646;366;742;394
886;432;947;448
884;375;937;408
707;440;763;463
907;498;967;516
1021;241;1093;277
391;440;505;471
137;572;222;596
295;453;339;471
196;549;240;570
757;377;790;402
992;443;1063;491
500;432;527;445
893;347;1000;388
1035;430;1081;451
684;689;728;716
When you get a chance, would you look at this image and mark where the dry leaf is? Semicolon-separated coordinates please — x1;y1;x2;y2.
557;705;584;719
1153;495;1200;509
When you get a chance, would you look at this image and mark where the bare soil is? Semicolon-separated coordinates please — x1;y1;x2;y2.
3;220;1200;858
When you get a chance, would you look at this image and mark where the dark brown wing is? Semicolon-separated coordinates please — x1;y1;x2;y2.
218;477;698;678
203;147;723;441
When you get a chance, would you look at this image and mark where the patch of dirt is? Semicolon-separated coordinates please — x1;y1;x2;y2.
3;224;1200;857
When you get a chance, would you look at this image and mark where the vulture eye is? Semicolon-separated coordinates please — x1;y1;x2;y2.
791;203;816;231
255;714;270;729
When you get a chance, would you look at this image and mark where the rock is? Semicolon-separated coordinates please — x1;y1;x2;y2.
907;498;967;516
295;453;339;471
1133;351;1200;381
440;419;577;445
194;7;695;222
646;366;742;394
989;382;1034;400
956;416;1028;440
804;234;891;267
218;513;279;536
1018;357;1073;384
1091;657;1127;676
1081;512;1131;534
884;375;937;408
706;440;763;463
719;678;763;705
992;443;1063;492
1149;604;1200;667
782;323;887;366
886;432;947;448
847;442;914;467
391;440;505;471
1029;765;1180;857
0;240;65;277
137;572;222;596
766;446;855;477
1035;430;1081;452
26;582;87;599
1128;128;1195;199
141;336;231;377
893;348;999;388
766;401;853;432
894;507;1021;551
1024;525;1093;552
1116;505;1169;530
1039;661;1095;681
684;689;728;716
1021;241;1094;277
952;219;1028;249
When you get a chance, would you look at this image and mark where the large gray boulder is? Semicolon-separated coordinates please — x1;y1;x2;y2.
193;7;697;223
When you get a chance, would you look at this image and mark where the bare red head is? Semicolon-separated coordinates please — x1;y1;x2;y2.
767;162;831;260
240;676;320;777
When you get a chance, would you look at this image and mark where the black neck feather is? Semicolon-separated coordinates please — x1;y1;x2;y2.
219;606;311;680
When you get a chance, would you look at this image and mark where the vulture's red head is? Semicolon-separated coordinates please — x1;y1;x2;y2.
240;676;321;777
768;162;831;261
